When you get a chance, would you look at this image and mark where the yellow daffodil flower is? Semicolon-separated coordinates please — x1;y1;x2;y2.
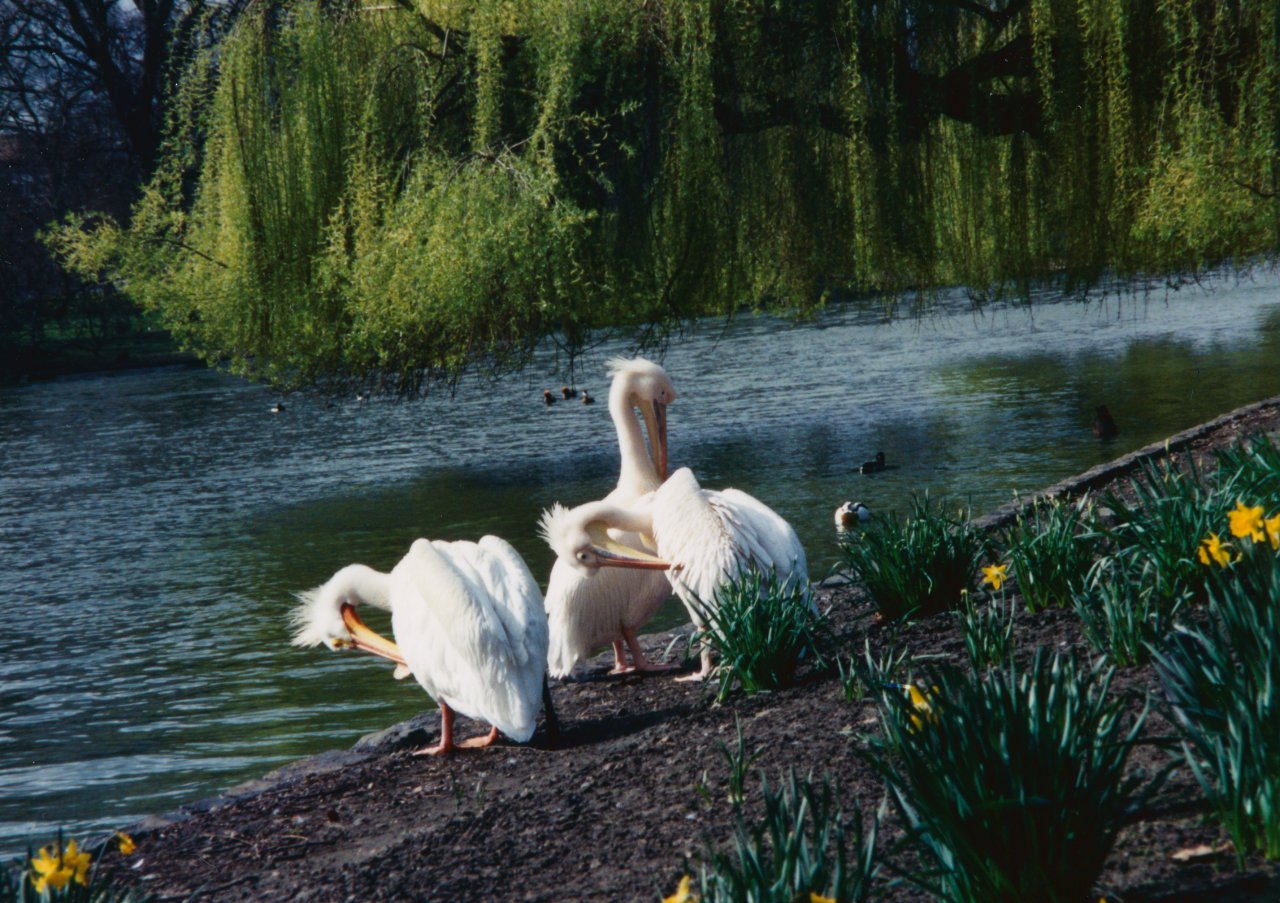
810;893;837;903
1228;501;1266;543
63;839;92;883
1197;533;1235;568
30;847;74;893
906;684;939;730
1265;514;1280;552
664;874;698;903
981;563;1009;591
116;832;137;855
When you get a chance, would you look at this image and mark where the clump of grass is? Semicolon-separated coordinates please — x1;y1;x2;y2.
1072;556;1186;667
958;590;1016;671
839;494;987;619
1100;454;1227;603
862;653;1147;903
693;771;879;903
1214;432;1280;510
1154;543;1280;865
689;571;823;703
1001;496;1099;611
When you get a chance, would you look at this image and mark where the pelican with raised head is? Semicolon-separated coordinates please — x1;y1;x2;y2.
544;357;676;677
291;536;553;755
541;466;811;681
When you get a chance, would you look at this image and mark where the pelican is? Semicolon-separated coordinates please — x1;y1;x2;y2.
541;467;811;681
291;536;551;755
544;358;676;677
834;500;871;530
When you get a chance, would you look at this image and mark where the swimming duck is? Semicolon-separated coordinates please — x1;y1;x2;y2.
543;389;556;406
561;386;575;401
580;390;595;405
1093;405;1118;440
859;451;886;474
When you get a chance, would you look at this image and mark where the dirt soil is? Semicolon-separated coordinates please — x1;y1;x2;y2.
103;397;1280;902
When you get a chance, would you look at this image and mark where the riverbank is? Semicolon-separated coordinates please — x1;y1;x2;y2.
2;331;199;385
98;397;1280;902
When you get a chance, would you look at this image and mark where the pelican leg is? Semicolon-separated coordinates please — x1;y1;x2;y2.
675;645;714;683
541;675;560;749
608;640;630;674
622;627;678;673
411;701;457;756
457;726;500;749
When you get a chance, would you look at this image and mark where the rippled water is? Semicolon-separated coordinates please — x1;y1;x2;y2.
4;272;1280;855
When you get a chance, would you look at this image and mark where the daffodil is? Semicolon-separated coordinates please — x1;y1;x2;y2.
810;893;837;903
116;832;137;855
1229;500;1266;543
906;684;938;730
664;874;698;903
981;563;1009;591
1265;513;1280;552
1197;532;1235;568
29;838;92;894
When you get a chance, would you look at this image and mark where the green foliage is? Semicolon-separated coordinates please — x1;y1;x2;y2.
1154;548;1280;864
958;591;1015;671
1215;432;1280;512
1099;455;1229;603
689;571;822;704
718;715;760;806
1001;496;1099;612
695;771;879;903
1072;556;1185;667
839;495;987;620
2;831;150;903
863;653;1147;903
46;0;1280;389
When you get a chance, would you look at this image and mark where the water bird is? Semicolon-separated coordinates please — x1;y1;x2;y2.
269;402;285;413
859;451;886;474
291;536;554;755
1093;405;1119;440
543;389;556;406
542;466;811;681
580;390;595;405
561;386;575;401
834;501;871;530
544;358;676;677
356;392;369;403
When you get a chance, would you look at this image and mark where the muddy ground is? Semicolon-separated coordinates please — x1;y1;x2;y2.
101;397;1280;902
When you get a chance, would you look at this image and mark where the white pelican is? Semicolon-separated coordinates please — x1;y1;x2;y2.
544;357;676;677
834;500;871;530
291;536;551;755
541;467;811;681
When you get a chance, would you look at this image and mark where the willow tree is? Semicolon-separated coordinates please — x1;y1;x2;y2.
49;0;1280;391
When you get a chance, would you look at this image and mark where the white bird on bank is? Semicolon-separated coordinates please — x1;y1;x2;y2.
834;500;871;530
291;536;552;755
544;357;677;677
541;467;811;681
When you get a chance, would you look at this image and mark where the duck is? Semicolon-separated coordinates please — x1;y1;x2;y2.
1093;405;1119;440
859;451;886;474
543;389;556;406
834;501;871;530
269;402;286;414
580;390;595;405
561;386;575;401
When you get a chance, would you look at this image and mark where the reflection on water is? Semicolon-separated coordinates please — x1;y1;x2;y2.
3;272;1280;855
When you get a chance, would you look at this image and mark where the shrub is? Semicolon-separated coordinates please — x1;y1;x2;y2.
1001;496;1098;611
1154;546;1280;864
862;653;1147;903
689;571;823;703
839;495;987;619
1072;556;1187;667
693;771;879;903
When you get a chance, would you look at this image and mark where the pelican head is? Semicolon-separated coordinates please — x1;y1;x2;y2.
539;501;670;574
289;564;404;665
606;357;676;480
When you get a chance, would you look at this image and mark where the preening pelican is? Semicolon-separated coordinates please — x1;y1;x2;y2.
544;358;676;677
542;467;811;681
291;536;552;755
